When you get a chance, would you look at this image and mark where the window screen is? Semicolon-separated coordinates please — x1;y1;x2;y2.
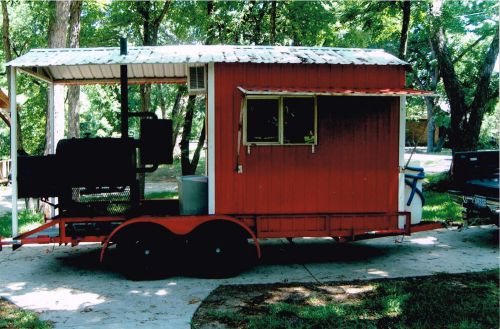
246;99;280;143
283;97;315;144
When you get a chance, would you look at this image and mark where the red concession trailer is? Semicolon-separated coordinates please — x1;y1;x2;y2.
1;44;440;278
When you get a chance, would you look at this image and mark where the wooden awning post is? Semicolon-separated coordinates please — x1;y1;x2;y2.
9;67;17;237
49;84;65;154
47;83;65;218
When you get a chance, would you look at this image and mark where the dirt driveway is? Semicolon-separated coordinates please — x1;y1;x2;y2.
0;225;497;329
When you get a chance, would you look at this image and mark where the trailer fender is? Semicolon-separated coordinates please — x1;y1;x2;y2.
100;216;260;263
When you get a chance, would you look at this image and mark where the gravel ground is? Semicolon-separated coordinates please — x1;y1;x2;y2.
0;226;498;329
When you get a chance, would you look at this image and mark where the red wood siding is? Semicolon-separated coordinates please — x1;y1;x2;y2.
214;63;402;216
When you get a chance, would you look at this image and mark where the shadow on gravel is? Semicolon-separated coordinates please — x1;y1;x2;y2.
258;240;388;265
457;226;499;248
52;226;499;280
54;239;395;280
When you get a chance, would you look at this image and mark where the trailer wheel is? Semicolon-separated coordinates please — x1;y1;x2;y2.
114;224;177;280
188;224;254;278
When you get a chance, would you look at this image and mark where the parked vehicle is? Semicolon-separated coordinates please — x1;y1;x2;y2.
449;150;499;225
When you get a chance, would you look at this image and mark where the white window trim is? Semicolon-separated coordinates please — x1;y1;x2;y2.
243;95;318;146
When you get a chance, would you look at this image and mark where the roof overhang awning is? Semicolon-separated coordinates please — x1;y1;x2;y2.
7;45;410;85
237;86;437;97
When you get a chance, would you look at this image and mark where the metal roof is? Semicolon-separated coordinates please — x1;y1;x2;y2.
6;45;408;84
237;86;437;97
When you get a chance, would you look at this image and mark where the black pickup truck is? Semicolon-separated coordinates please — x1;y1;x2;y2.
450;150;499;224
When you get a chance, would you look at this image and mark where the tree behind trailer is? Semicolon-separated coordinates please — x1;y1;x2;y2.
67;0;82;139
429;0;499;152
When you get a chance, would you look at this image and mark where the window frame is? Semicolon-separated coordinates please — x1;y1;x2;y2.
243;95;317;146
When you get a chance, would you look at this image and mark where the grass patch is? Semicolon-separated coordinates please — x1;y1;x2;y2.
0;298;52;329
192;269;499;329
421;172;462;222
144;191;178;199
423;190;463;222
423;172;452;192
0;210;44;238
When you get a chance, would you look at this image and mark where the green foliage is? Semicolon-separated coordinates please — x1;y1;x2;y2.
195;270;499;329
424;172;452;192
0;126;9;158
80;85;121;138
478;104;499;149
0;298;52;329
0;210;44;238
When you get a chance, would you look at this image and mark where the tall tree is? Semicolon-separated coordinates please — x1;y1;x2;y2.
398;0;411;60
429;0;499;151
180;94;203;175
134;0;171;113
1;0;24;152
270;1;277;45
169;85;186;150
179;1;214;175
44;0;70;155
67;0;82;138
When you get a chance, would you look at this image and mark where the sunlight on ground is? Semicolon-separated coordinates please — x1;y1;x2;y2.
410;236;437;245
343;285;375;294
5;282;26;291
366;269;389;277
129;288;173;297
9;288;105;311
154;289;168;296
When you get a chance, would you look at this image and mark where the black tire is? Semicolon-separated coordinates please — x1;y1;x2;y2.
188;225;254;278
115;225;177;280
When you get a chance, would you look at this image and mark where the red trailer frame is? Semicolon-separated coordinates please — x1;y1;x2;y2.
1;45;441;278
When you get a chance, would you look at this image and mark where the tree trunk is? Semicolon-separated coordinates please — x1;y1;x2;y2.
465;25;499;149
270;1;276;45
171;86;186;150
430;0;499;152
206;1;215;45
178;2;214;175
180;95;196;174
189;121;205;175
252;2;268;44
136;0;171;113
44;0;70;155
41;0;70;217
140;84;151;112
157;85;167;119
67;0;82;138
425;99;435;152
48;1;71;48
133;0;171;198
398;0;411;60
2;1;23;152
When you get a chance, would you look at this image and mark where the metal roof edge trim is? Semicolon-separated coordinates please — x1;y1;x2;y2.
238;86;438;97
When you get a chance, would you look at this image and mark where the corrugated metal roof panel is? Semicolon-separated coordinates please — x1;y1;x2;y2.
7;45;408;83
8;45;407;67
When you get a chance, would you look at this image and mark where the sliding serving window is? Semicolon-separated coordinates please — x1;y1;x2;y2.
244;96;316;145
246;98;280;144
